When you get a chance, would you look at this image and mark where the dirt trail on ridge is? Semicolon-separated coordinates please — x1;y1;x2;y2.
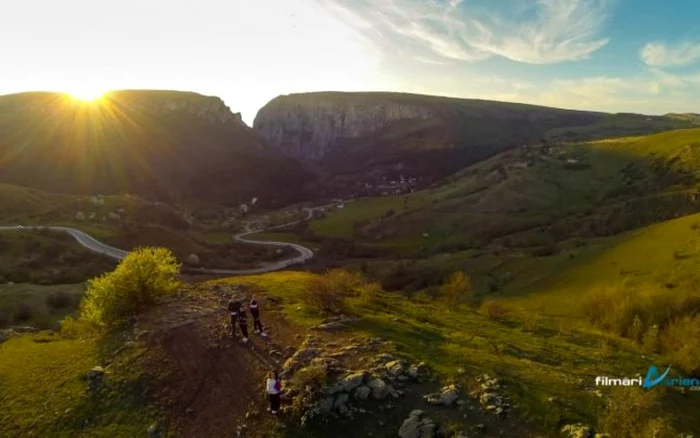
135;284;301;438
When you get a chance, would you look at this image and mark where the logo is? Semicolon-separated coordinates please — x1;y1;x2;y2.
595;365;700;390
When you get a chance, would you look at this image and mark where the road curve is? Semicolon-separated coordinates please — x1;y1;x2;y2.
0;200;349;276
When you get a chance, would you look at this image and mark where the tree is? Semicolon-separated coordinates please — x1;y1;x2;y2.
80;247;180;327
440;271;474;306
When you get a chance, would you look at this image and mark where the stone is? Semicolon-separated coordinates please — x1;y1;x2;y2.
313;321;345;331
86;366;105;393
367;377;391;400
385;360;406;376
376;353;395;362
398;413;422;438
147;423;160;438
419;421;437;438
425;384;459;406
353;385;371;401
561;424;594;438
340;372;366;392
318;396;335;414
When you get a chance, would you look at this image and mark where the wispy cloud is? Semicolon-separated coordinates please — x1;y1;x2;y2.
317;0;610;65
641;41;700;67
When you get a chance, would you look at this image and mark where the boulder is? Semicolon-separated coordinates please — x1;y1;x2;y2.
398;410;436;438
334;393;351;415
385;360;407;376
561;424;594;438
367;377;391;400
425;384;459;406
353;385;371;401
86;366;105;393
318;396;335;414
398;411;422;438
340;372;366;392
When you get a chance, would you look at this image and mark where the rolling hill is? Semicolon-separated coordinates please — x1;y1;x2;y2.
0;91;314;207
253;92;699;192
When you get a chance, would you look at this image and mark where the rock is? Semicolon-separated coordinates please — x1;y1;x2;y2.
367;377;391;400
147;423;160;438
313;321;345;331
425;384;459;406
398;412;422;438
318;396;335;414
561;424;594;438
353;385;371;400
385;360;407;376
457;367;466;375
86;366;105;393
340;372;366;392
398;410;436;438
376;353;395;362
334;393;351;416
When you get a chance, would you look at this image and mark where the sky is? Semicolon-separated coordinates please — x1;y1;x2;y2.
1;0;699;125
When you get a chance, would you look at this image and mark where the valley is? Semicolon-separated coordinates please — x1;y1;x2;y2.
1;90;700;438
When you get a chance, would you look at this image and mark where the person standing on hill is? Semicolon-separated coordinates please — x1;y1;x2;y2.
249;298;267;337
237;306;250;343
227;300;241;338
266;370;282;415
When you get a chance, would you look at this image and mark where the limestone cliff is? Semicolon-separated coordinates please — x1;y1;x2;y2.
253;92;435;160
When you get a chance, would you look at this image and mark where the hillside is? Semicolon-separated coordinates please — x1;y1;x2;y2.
0;91;314;207
253;92;698;192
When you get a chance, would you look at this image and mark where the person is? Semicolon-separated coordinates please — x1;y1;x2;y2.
227;300;241;338
237;306;250;343
266;370;281;414
249;298;267;336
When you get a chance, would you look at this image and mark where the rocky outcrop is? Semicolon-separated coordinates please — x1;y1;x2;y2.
253;92;434;160
398;410;438;438
470;374;511;418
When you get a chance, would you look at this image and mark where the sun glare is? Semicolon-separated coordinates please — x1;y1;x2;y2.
68;88;107;102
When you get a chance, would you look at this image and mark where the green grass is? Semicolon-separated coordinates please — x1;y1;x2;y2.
0;283;84;329
213;270;700;435
0;331;162;437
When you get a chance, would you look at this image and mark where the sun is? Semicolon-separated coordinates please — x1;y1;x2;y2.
68;88;107;102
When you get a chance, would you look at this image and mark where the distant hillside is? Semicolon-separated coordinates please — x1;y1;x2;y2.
253;92;698;190
0;91;314;207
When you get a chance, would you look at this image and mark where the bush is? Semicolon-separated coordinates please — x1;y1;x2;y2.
481;299;512;321
13;303;32;323
598;387;676;438
660;315;700;374
440;271;474;306
301;269;364;314
46;291;75;310
358;282;383;306
581;284;700;338
80;247;181;327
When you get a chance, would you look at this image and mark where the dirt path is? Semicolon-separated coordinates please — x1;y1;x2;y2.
136;285;301;437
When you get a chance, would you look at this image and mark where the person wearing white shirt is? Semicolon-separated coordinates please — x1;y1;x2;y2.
266;370;281;414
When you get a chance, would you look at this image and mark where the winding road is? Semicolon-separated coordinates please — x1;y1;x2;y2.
0;200;348;276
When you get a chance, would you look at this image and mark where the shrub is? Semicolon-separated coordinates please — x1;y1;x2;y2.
581;283;700;338
13;303;32;323
521;312;540;332
46;290;75;310
660;315;700;374
440;271;474;307
358;282;383;306
598;387;676;438
481;299;512;321
80;247;180;327
642;324;661;354
301;269;364;314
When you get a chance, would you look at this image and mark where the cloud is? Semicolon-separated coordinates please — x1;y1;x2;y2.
317;0;610;65
641;41;700;67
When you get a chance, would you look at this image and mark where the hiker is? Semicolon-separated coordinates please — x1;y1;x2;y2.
227;300;241;337
237;306;250;343
249;298;266;336
266;370;281;414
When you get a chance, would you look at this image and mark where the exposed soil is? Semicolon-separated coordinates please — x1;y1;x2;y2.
136;284;302;438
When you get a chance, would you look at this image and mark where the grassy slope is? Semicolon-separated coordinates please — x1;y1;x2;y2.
0;331;162;437
214;268;700;435
305;128;700;253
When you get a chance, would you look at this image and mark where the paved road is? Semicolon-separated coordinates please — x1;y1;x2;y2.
0;199;350;276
